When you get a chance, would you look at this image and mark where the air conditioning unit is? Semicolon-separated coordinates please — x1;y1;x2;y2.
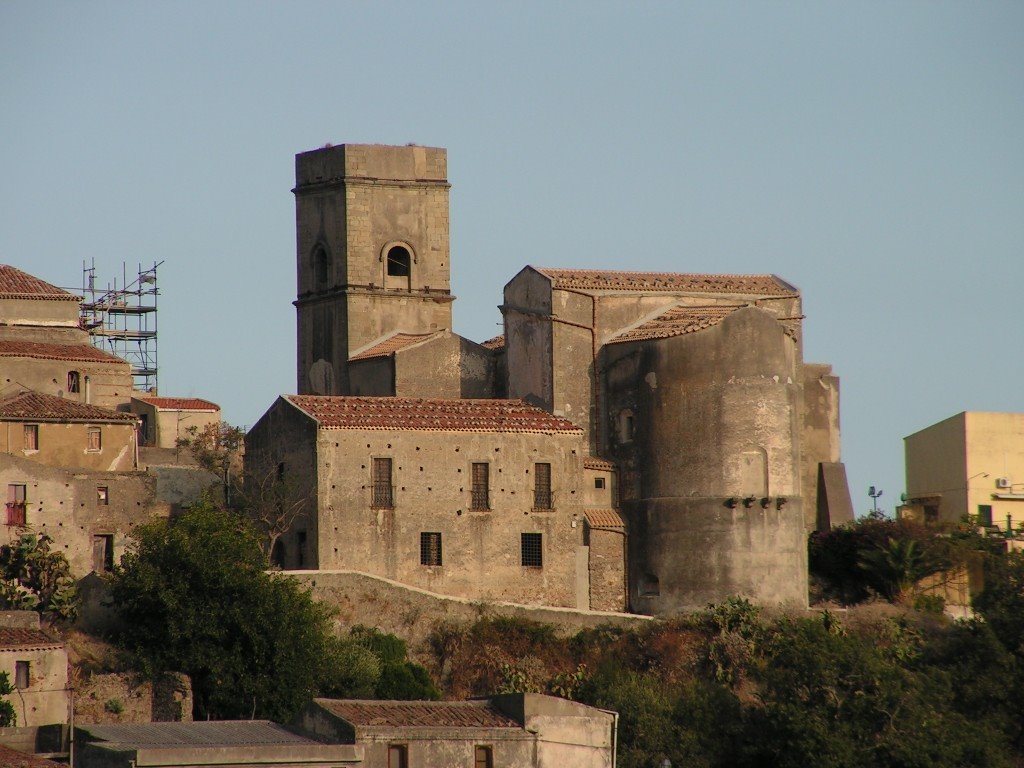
996;477;1012;489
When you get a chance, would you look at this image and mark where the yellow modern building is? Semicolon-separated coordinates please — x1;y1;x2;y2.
903;412;1024;532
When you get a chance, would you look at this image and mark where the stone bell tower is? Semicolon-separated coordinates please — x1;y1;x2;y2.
293;143;454;395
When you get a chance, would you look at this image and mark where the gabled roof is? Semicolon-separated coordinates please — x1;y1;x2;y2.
584;509;627;530
0;265;80;301
607;305;744;345
135;396;220;412
315;698;520;729
349;331;440;361
0;391;138;423
284;396;583;434
583;456;616;471
0;627;64;652
0;340;127;365
532;267;797;296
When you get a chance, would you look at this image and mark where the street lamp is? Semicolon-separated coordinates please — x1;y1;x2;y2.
869;486;883;514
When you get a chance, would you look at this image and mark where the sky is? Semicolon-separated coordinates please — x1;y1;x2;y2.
2;1;1022;517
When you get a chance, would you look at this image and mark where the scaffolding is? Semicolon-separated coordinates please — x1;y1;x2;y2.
80;260;163;392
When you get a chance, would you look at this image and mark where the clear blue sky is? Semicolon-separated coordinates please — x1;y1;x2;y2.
3;2;1022;516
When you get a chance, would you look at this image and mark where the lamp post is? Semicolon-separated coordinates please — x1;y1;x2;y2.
869;486;883;514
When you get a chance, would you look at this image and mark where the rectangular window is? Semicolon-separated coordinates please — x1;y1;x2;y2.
97;486;109;506
475;745;494;768
372;458;394;508
471;463;490;510
420;532;442;566
23;425;38;451
521;532;543;568
387;744;408;768
533;463;552;509
67;371;80;393
297;531;308;569
978;504;994;527
14;661;29;690
92;534;114;572
6;485;26;527
594;477;606;489
87;429;102;452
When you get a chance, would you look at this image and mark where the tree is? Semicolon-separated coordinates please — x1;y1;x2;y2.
109;501;337;720
0;672;16;727
176;422;244;506
0;533;80;622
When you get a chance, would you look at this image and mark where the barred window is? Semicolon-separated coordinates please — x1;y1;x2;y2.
534;463;552;509
420;532;442;566
372;458;394;508
471;463;489;510
521;532;543;568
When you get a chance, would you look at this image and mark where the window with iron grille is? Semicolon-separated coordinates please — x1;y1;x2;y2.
6;485;26;527
23;425;38;451
420;532;442;566
534;463;552;509
372;458;394;508
471;463;489;510
521;532;543;568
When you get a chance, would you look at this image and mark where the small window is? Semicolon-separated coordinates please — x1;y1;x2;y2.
297;531;308;569
14;661;29;690
97;486;109;506
68;371;80;393
471;463;490;510
387;744;408;768
618;410;635;443
372;458;394;508
534;463;552;509
521;532;543;568
386;246;411;277
23;425;39;451
277;462;285;481
475;746;494;768
313;245;330;288
271;540;285;568
978;504;994;527
420;532;442;566
92;534;114;572
88;429;102;452
594;477;606;490
6;485;26;527
640;573;660;597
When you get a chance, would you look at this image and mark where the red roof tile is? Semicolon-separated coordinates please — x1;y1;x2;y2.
0;627;63;652
0;265;80;302
583;456;616;471
0;745;65;768
0;340;127;365
315;699;520;729
584;509;627;529
0;391;138;423
350;332;439;361
285;396;583;434
608;305;744;344
480;334;505;351
137;397;220;412
534;267;796;296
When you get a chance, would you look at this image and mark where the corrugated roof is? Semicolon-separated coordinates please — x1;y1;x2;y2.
0;265;80;301
81;721;315;748
0;340;127;365
316;699;520;729
285;396;583;434
350;332;439;361
583;457;616;471
608;305;743;345
480;334;505;351
136;397;219;412
534;267;796;296
0;391;138;423
0;627;63;652
584;509;626;529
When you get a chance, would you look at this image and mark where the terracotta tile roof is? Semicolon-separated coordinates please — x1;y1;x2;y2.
608;305;744;345
584;509;627;530
480;334;505;351
534;267;796;296
0;627;63;652
0;745;65;768
315;699;520;729
285;396;583;434
350;332;439;361
0;265;79;301
0;391;138;423
0;340;127;365
136;397;219;412
583;457;616;471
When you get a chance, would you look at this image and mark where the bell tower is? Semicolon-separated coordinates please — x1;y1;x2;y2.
293;143;454;394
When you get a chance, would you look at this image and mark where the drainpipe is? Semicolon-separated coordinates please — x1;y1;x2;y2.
84;376;91;405
596;706;618;768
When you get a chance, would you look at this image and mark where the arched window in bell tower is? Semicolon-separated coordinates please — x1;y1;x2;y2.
313;245;330;289
382;242;414;290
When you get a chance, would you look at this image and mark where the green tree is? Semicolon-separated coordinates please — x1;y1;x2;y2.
349;626;441;700
109;501;337;720
0;672;16;726
0;533;80;622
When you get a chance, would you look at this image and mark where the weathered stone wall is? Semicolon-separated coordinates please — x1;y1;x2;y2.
801;362;843;530
586;528;626;612
0;420;136;472
74;673;192;724
503;268;554;411
0;357;133;411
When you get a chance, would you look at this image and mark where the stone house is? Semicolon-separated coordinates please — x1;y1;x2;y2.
0;612;68;728
128;396;220;450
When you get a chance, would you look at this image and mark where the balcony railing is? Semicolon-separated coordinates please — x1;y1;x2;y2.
470;489;490;511
533;489;553;510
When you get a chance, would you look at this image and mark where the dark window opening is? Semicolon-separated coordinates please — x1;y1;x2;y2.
978;504;994;527
521;532;543;568
297;531;308;568
420;532;442;566
471;463;490;510
15;661;29;690
314;246;330;288
924;505;939;524
386;246;411;277
6;485;26;527
271;539;285;568
277;462;285;480
92;534;114;572
387;744;408;768
475;746;494;768
97;486;109;505
372;458;394;508
595;477;606;489
640;573;660;597
68;371;80;393
534;463;552;509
